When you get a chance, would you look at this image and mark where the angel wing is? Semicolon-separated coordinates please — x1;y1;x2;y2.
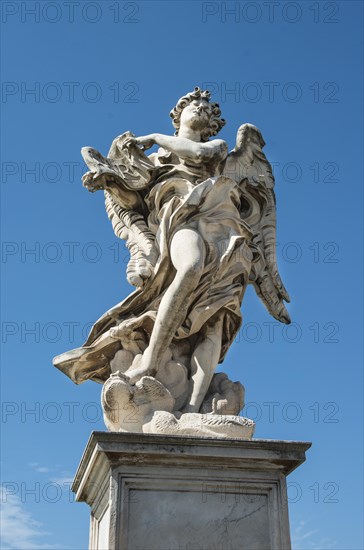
222;123;291;324
81;132;158;288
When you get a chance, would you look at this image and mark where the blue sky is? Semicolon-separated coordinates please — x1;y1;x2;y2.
1;1;363;549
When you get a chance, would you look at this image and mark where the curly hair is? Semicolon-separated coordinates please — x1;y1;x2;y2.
170;87;226;142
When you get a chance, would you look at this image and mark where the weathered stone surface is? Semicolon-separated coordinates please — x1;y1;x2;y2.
102;372;254;438
73;432;310;550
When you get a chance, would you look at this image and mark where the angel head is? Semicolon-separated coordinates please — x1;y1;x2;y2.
170;87;226;142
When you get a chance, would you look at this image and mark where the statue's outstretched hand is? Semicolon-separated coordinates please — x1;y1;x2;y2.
133;134;156;151
120;133;156;152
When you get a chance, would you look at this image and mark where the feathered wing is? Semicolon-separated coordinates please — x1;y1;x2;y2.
82;132;158;288
222;123;291;324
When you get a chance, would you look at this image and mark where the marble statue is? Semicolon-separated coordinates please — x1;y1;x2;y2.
53;87;290;438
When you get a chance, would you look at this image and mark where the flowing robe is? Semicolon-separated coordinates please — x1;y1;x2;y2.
54;149;253;384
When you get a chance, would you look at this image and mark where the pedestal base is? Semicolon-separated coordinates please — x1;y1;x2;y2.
72;432;310;550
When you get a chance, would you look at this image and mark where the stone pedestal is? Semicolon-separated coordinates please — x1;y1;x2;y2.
72;432;310;550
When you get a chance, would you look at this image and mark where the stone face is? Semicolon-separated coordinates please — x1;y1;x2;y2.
53;87;291;437
73;432;311;550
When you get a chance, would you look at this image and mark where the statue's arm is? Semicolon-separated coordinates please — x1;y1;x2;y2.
135;133;228;164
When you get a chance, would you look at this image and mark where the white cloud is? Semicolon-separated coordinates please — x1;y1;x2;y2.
29;463;74;483
28;463;52;474
292;519;337;550
0;487;65;550
36;467;51;474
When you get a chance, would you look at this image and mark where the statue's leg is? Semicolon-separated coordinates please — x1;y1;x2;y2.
124;228;205;383
182;314;224;413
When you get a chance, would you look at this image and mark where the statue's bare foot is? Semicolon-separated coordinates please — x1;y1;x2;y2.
124;365;153;385
124;353;155;385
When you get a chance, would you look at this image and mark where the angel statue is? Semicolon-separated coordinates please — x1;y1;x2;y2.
53;87;290;438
